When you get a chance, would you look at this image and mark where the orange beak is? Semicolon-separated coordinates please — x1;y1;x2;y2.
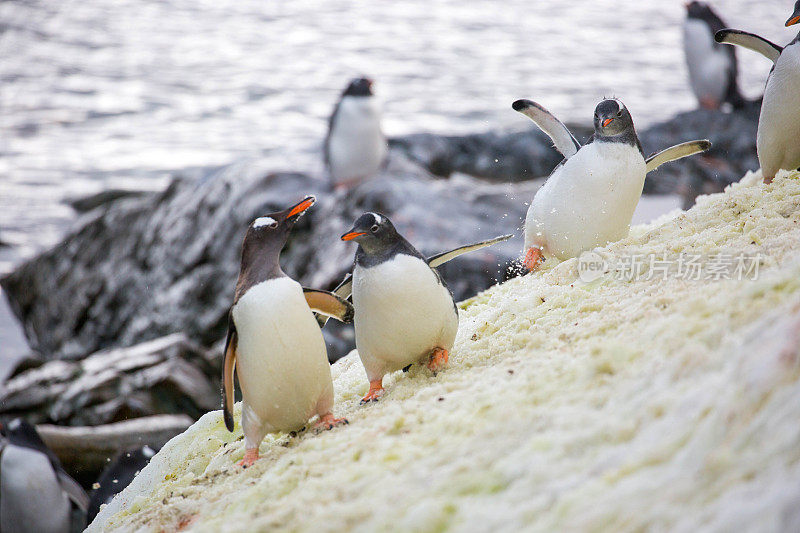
341;231;366;241
287;196;315;218
602;118;613;127
787;15;800;27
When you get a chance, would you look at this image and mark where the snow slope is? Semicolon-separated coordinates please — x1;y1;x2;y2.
89;170;800;532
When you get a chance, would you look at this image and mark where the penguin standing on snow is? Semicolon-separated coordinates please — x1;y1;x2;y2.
324;77;388;189
1;419;89;533
513;98;710;270
683;1;745;109
337;213;511;402
716;3;800;183
221;196;353;467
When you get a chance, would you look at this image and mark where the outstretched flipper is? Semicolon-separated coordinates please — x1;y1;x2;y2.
221;315;238;432
646;140;711;173
315;274;353;328
303;288;354;323
715;29;782;63
427;234;513;268
316;235;512;327
512;99;580;158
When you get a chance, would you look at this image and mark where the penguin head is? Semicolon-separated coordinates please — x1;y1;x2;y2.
342;77;374;97
242;196;315;261
1;418;40;445
685;2;712;20
0;418;62;465
787;1;800;27
593;99;635;138
341;212;398;254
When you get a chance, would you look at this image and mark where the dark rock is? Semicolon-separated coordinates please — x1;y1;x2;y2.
7;352;44;379
0;334;218;425
37;416;188;489
638;103;760;207
2;154;534;365
389;129;563;182
2;168;325;359
66;189;154;213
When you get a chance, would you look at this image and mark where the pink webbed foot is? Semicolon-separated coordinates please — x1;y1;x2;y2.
699;96;720;110
523;247;545;272
238;448;259;468
360;379;385;404
314;412;349;431
426;348;449;374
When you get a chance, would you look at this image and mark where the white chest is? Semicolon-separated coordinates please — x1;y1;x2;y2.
758;43;800;174
1;446;70;533
683;19;730;103
231;277;331;428
327;96;387;182
526;142;646;259
352;254;458;370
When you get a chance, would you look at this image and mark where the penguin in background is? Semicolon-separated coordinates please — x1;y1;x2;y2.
0;419;89;533
221;196;353;467
512;98;710;270
716;2;800;183
324;77;388;189
86;445;158;524
683;1;746;109
335;213;511;403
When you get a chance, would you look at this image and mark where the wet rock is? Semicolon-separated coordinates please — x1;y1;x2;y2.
2;154;534;365
38;416;187;488
0;334;218;426
66;189;154;213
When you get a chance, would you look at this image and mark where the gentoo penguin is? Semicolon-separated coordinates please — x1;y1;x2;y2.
513;98;711;270
222;196;354;467
338;213;511;402
0;419;89;533
683;2;745;109
86;445;157;524
324;77;388;189
716;4;800;183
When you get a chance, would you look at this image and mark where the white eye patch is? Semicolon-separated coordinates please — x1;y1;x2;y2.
370;213;383;225
252;216;277;228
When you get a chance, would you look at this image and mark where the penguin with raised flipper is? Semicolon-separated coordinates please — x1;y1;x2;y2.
221;196;353;467
324;77;388;189
715;3;800;183
0;418;89;533
512;98;711;271
337;213;511;403
683;1;745;109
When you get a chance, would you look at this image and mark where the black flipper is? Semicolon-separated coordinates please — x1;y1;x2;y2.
221;314;237;432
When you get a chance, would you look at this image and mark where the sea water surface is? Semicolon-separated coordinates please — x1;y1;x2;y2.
0;0;788;371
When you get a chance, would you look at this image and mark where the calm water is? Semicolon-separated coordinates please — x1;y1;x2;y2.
0;0;790;369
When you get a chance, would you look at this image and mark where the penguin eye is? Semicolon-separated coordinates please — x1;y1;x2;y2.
370;224;379;233
616;110;622;117
269;221;279;229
